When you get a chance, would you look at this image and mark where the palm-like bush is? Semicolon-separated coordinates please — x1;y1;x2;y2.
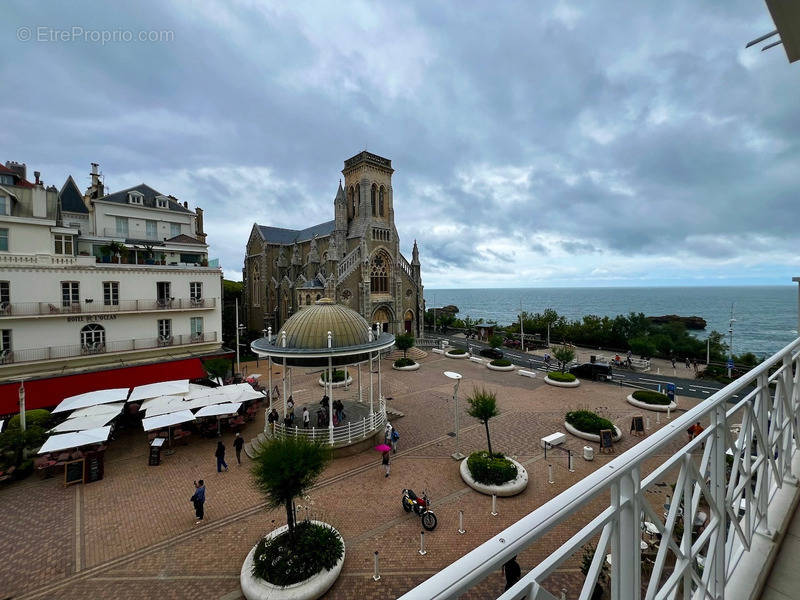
251;436;331;539
466;387;500;457
553;345;575;372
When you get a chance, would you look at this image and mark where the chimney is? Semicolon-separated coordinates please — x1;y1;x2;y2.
183;201;188;208
87;162;104;199
4;161;27;181
34;171;41;185
195;207;207;242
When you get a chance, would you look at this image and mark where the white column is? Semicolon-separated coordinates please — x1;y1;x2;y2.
612;466;641;600
358;362;362;403
328;332;334;444
267;356;272;407
756;371;772;536
709;402;727;600
369;351;374;414
282;357;287;417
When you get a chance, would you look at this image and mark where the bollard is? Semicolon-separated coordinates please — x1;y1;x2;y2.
656;412;661;425
491;494;498;516
646;416;651;430
419;531;427;555
667;406;671;420
548;463;554;484
561;588;567;600
373;551;381;581
458;510;466;534
568;451;574;473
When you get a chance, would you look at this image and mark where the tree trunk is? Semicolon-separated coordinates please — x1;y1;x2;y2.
484;421;493;457
285;498;294;539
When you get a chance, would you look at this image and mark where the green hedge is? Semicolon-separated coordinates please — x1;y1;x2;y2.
566;410;614;435
320;370;347;382
448;348;466;355
394;357;416;368
251;520;344;586
632;390;671;405
547;371;577;383
490;359;512;367
467;451;518;485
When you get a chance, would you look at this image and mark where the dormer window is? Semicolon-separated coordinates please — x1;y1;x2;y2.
0;195;8;216
155;196;169;209
127;192;144;205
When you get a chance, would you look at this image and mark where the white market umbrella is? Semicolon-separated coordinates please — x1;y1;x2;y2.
39;426;112;454
141;410;195;432
195;402;243;436
49;413;118;433
53;388;130;414
69;403;125;419
129;380;190;403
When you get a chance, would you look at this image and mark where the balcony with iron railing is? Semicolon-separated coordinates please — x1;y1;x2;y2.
401;337;800;600
0;331;218;365
0;297;216;318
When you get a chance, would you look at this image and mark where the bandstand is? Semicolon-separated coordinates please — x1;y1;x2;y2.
250;299;395;452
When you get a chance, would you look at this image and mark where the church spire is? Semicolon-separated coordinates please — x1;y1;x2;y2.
411;239;420;266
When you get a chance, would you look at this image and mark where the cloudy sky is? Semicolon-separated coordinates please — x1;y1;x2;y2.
2;1;796;288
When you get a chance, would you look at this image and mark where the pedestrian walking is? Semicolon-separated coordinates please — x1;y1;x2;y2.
233;432;244;465
303;406;310;428
685;357;691;369
191;480;206;524
692;358;698;373
671;357;676;369
687;421;704;440
384;421;392;444
287;396;295;423
267;408;279;434
382;449;391;477
215;441;229;472
390;426;399;453
503;555;522;591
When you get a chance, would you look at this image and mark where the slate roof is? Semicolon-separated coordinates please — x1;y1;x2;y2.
256;220;335;245
165;234;205;245
0;163;34;188
96;184;193;213
298;275;326;289
58;176;88;214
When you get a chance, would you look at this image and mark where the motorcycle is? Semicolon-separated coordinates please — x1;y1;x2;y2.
401;488;437;531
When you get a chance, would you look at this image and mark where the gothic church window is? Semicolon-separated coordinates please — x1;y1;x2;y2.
370;252;390;294
379;186;385;217
348;187;354;219
371;184;377;216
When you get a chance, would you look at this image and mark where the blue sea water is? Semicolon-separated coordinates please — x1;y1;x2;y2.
424;286;798;358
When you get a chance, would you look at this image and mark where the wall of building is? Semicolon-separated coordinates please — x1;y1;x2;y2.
93;201;194;239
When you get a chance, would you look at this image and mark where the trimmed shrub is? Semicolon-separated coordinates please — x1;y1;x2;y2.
448;348;466;355
320;369;347;382
490;359;512;367
467;450;518;485
7;409;52;431
394;357;415;368
252;520;344;586
632;390;671;405
547;371;577;383
566;410;614;435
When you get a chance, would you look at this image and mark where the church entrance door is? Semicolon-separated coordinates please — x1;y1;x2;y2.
404;310;413;333
372;307;391;333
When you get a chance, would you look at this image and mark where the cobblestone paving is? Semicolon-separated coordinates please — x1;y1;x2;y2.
0;353;703;599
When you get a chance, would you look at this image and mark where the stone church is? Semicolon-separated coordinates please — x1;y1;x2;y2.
243;152;424;337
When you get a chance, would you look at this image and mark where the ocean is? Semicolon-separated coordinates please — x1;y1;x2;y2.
424;286;798;358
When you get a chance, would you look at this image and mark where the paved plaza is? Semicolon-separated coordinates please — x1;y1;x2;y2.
0;352;702;600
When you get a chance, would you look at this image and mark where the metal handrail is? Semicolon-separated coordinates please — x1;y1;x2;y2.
273;397;386;447
402;337;800;600
0;297;216;317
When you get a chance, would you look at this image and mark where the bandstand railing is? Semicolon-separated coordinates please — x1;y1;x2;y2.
273;396;387;447
401;338;800;600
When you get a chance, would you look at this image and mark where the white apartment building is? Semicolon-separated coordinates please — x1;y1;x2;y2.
0;161;227;415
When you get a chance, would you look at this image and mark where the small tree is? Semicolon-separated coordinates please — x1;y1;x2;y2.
395;332;415;359
466;387;500;457
553;345;575;373
203;357;231;381
488;333;504;349
251;436;331;540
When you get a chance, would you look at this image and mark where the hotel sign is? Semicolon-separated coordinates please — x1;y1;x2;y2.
67;314;118;323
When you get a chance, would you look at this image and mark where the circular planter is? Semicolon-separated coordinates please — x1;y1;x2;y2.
460;456;528;497
544;375;581;388
240;521;345;600
564;421;623;443
317;376;353;388
392;362;420;371
626;394;677;412
445;350;469;359
487;363;515;372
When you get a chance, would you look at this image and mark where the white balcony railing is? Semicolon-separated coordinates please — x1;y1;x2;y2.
402;338;800;600
1;331;218;365
0;297;216;317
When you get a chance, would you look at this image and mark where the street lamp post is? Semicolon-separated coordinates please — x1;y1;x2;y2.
444;371;464;460
727;305;736;378
234;300;246;375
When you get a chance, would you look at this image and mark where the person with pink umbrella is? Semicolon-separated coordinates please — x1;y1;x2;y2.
374;443;392;477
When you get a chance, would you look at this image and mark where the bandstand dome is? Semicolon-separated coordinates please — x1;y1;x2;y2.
281;298;371;349
251;298;395;367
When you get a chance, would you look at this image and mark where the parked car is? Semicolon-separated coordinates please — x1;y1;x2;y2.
569;362;613;381
479;347;504;360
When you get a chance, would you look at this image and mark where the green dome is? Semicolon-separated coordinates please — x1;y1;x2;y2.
278;298;371;349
